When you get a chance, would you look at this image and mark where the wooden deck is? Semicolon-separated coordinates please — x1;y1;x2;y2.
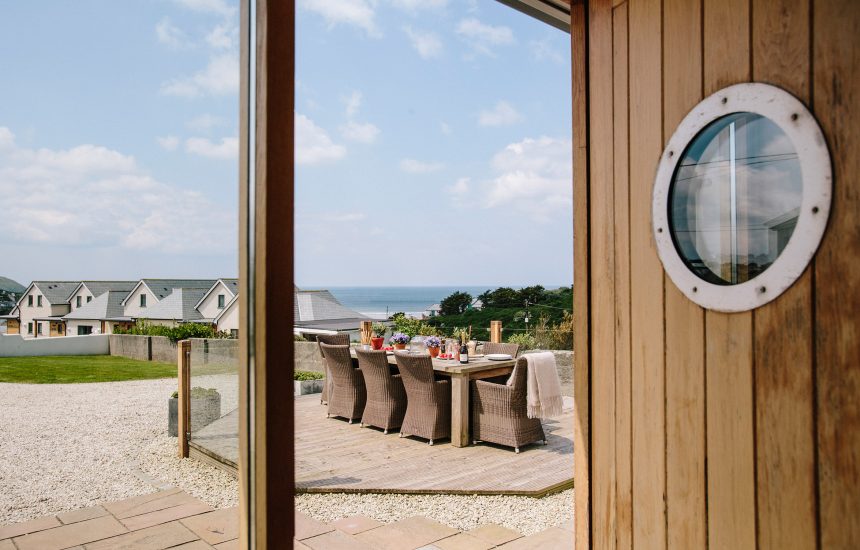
192;394;574;496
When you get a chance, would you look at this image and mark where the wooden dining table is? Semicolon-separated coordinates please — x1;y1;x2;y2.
351;349;518;447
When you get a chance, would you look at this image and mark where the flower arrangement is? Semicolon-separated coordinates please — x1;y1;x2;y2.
371;322;387;337
390;332;410;345
424;336;441;349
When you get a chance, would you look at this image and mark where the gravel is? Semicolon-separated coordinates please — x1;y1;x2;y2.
0;377;573;536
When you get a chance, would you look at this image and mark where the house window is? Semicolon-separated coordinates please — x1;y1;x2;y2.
140;294;147;308
37;296;42;307
87;296;92;303
28;322;33;334
37;323;42;335
230;329;239;338
77;326;93;336
218;294;225;309
28;296;33;307
76;296;82;307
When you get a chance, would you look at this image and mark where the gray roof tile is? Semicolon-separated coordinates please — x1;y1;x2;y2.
141;279;217;300
63;291;127;320
32;282;81;304
139;288;209;321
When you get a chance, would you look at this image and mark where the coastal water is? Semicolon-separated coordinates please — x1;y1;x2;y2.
325;286;495;319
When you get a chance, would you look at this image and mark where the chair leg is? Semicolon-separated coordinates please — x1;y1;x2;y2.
473;440;479;445
348;419;353;424
360;422;364;428
383;429;388;434
399;433;404;438
429;439;434;446
326;413;330;418
515;447;520;454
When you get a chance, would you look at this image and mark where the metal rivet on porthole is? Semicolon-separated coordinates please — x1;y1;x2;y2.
692;287;698;293
657;227;663;233
721;97;727;104
791;113;799;121
759;286;767;293
668;151;674;158
812;206;819;214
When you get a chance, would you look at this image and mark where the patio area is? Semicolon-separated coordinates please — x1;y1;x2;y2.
190;393;574;496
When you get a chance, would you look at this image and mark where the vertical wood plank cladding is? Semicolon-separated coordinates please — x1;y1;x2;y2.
627;0;665;548
571;3;591;548
814;1;860;547
703;1;756;549
589;1;616;548
254;1;296;546
611;4;632;550
238;0;250;545
663;1;706;549
752;1;818;548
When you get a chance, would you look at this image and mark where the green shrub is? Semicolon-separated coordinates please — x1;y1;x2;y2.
115;319;230;342
294;370;324;381
294;334;307;342
170;387;219;399
507;332;537;351
371;322;387;337
390;312;439;337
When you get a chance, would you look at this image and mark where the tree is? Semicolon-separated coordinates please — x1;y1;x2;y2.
518;285;546;305
440;291;473;316
480;287;520;308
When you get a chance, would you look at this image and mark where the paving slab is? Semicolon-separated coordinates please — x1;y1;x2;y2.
331;515;384;535
121;501;213;531
181;507;239;545
84;521;197;550
0;514;62;540
467;524;523;546
433;533;494;550
295;511;335;540
14;516;127;550
172;541;216;549
214;540;239;550
355;516;458;550
0;540;15;550
496;526;573;549
58;505;110;525
103;488;196;520
302;529;374;549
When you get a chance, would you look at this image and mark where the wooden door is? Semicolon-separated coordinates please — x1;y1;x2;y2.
573;1;860;548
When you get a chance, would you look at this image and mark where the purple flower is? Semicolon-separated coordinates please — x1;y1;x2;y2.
390;332;410;345
424;336;441;348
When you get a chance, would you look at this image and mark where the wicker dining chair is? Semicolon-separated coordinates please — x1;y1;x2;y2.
316;333;350;404
482;341;520;358
394;353;451;445
471;356;546;453
320;343;366;423
355;349;407;433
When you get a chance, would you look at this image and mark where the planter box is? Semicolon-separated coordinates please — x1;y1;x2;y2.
294;379;324;396
167;391;222;437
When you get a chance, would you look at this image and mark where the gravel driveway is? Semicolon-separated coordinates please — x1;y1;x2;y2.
0;378;572;536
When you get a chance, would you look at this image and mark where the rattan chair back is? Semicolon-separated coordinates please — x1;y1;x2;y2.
355;349;393;391
394;353;436;392
316;333;350;357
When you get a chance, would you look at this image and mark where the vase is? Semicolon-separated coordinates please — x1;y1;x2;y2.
371;337;384;350
394;343;407;350
428;346;440;358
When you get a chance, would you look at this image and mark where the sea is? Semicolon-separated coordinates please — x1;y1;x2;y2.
324;286;497;320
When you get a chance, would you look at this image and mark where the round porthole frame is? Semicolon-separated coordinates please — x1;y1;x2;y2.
652;83;832;313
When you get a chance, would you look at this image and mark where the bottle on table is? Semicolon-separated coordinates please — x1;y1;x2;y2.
459;339;469;364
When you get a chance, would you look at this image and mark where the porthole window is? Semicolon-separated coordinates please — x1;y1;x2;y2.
653;83;831;312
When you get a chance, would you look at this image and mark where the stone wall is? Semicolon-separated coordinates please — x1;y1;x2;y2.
294;341;325;373
189;338;239;369
109;334;151;361
521;349;574;397
151;337;178;363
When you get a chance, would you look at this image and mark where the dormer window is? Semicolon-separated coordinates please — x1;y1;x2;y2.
28;296;33;307
218;294;225;309
37;296;42;307
76;296;82;308
87;296;92;303
140;294;147;308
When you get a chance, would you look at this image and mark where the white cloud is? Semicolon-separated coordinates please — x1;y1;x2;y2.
301;0;380;37
161;54;239;98
206;22;238;50
322;212;367;223
156;18;188;48
400;158;444;174
403;26;443;59
456;18;514;56
390;0;447;12
440;122;452;135
296;114;346;165
529;37;564;64
172;0;236;17
0;127;14;150
185;136;238;159
186;113;224;132
157;136;180;151
478;100;524;127
447;177;470;195
0;127;232;253
484;136;573;220
339;121;380;144
344;90;363;118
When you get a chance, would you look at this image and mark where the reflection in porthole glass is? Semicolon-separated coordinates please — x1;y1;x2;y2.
669;112;802;286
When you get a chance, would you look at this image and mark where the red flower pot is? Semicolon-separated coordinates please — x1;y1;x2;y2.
371;337;384;350
394;343;407;350
428;346;440;358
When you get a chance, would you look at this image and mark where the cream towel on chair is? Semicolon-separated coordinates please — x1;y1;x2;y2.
523;352;564;419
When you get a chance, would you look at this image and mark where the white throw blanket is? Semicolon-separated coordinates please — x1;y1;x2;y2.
519;352;564;419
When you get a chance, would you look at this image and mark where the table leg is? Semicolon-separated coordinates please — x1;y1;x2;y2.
450;373;470;447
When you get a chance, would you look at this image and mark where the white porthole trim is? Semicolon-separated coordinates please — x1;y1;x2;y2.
652;83;832;313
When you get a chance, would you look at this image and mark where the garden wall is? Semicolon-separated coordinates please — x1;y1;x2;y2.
0;334;109;357
109;334;176;363
294;341;324;373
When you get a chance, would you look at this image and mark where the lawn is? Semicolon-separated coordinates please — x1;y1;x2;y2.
0;355;177;384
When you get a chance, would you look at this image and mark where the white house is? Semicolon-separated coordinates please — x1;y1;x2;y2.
195;279;239;322
16;281;79;338
121;279;216;319
63;291;135;335
67;281;136;312
133;287;210;327
213;294;239;336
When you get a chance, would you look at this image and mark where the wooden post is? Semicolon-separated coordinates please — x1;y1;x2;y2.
177;340;191;458
360;320;373;345
490;321;502;343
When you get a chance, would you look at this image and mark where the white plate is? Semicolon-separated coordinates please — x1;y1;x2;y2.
486;353;512;361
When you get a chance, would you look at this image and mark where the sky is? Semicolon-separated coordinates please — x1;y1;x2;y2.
0;0;572;288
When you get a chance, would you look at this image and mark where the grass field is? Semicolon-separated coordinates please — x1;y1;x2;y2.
0;355;177;384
